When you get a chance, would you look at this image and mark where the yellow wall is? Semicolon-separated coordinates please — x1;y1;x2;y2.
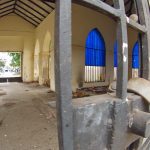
0;5;139;91
34;10;55;89
34;4;138;91
0;13;35;82
72;4;116;90
0;36;24;51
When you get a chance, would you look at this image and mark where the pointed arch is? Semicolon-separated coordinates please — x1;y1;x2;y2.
132;41;140;78
85;28;106;82
114;41;118;67
113;41;118;80
132;41;139;69
43;31;51;52
85;28;106;67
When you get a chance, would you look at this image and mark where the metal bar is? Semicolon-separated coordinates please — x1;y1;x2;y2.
73;0;121;19
0;4;14;11
27;0;50;14
55;0;74;150
126;17;147;33
14;12;37;26
136;0;150;79
15;8;40;24
0;11;13;18
0;8;13;15
16;4;43;21
114;0;128;99
0;0;14;6
18;0;45;18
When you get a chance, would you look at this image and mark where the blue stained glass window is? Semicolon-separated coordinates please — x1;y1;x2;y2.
114;41;118;67
132;41;139;69
85;28;106;66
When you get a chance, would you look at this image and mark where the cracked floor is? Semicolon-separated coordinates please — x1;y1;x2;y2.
0;82;58;150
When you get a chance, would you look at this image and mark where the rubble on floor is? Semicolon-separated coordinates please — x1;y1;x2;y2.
73;86;108;98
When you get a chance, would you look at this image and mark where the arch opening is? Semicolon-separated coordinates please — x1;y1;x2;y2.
85;28;106;82
113;41;118;80
132;41;140;78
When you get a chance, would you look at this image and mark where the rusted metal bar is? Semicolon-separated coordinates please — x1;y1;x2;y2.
55;0;74;150
113;0;128;100
73;0;121;19
126;17;147;33
136;0;150;80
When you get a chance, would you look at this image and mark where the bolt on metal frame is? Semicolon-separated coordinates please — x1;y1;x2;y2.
54;0;150;149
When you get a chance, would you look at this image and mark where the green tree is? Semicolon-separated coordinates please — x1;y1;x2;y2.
0;60;5;68
9;53;21;67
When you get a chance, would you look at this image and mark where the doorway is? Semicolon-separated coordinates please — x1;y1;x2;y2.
0;52;22;82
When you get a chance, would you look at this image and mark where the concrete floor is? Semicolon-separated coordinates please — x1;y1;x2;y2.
0;82;58;150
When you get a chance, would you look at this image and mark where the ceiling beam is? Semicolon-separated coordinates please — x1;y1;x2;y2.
14;11;37;27
16;4;43;21
73;0;120;18
0;8;13;15
18;0;46;18
15;8;40;24
42;0;55;2
13;0;17;12
41;0;55;9
0;0;15;6
27;0;50;14
0;11;13;18
0;4;14;11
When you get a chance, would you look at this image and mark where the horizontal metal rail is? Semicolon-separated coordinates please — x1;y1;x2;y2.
73;0;121;18
126;17;147;33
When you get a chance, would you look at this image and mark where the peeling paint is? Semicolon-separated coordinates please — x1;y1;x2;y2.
126;17;129;23
122;43;128;52
123;56;127;62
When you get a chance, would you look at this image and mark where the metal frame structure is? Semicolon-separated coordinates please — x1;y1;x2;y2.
0;0;54;27
54;0;150;150
0;0;149;149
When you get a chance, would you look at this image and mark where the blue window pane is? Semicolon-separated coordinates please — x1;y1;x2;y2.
85;28;106;66
132;41;139;69
114;41;118;67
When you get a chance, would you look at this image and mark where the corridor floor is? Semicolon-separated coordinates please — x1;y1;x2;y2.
0;82;58;150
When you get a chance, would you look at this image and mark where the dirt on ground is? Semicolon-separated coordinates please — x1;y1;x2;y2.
0;82;58;150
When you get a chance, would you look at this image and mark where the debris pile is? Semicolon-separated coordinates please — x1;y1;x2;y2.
73;86;108;98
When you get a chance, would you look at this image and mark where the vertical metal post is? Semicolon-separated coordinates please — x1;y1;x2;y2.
55;0;74;150
136;0;150;80
114;0;128;100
